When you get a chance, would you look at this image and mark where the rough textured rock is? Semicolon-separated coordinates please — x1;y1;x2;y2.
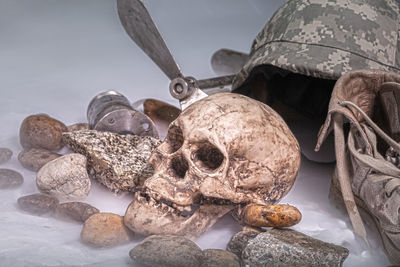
36;153;91;201
0;169;24;189
129;235;204;267
227;228;261;259
201;249;240;267
80;213;132;247
242;229;349;267
63;130;161;193
17;193;59;215
18;148;61;172
55;202;99;222
67;123;89;132
19;114;67;151
0;148;13;164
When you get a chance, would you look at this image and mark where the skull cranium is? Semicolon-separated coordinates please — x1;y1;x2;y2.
124;93;300;238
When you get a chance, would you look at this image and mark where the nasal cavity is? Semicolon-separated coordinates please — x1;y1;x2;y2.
170;155;189;179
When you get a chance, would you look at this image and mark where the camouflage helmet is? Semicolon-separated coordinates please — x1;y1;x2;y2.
233;0;400;120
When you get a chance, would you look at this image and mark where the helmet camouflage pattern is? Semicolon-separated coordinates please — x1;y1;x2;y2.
231;0;400;163
233;0;400;89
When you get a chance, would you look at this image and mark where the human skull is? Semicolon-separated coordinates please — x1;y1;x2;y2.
124;93;300;238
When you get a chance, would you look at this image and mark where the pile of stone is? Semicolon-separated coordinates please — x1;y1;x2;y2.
130;235;240;267
17;192;133;247
8;112;351;266
13;113;160;248
18;114;160;195
127;229;349;267
17;114;91;200
17;114;73;172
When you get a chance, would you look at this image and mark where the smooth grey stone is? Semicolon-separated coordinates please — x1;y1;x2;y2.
55;202;99;222
17;193;59;215
129;235;204;267
19;114;67;151
18;148;61;172
0;148;13;164
36;153;91;201
0;168;23;189
242;229;349;267
201;249;240;267
81;212;133;248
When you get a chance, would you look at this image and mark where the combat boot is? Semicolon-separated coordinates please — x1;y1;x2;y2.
316;70;400;264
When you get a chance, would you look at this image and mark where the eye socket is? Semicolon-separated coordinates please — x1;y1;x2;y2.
192;142;224;172
165;125;184;153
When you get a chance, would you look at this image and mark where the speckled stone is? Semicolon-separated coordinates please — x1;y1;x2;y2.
63;130;161;193
0;168;24;189
201;249;240;267
19;114;68;151
227;229;260;259
67;123;90;132
18;148;61;171
80;213;133;247
17;193;59;215
242;229;349;267
55;202;99;222
36;153;91;201
129;235;204;267
0;148;13;164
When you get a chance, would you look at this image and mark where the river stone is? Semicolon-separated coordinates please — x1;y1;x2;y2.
227;228;260;259
36;153;91;201
0;148;13;164
201;249;240;267
0;169;24;189
55;202;99;222
143;99;181;124
17;193;59;215
129;235;204;267
63;130;161;193
143;99;181;139
80;213;132;247
19;114;68;151
67;123;90;132
242;229;349;267
18;148;61;172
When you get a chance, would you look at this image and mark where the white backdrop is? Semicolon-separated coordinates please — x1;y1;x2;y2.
0;0;390;266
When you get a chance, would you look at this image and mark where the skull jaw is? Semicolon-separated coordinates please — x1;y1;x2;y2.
124;193;233;239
